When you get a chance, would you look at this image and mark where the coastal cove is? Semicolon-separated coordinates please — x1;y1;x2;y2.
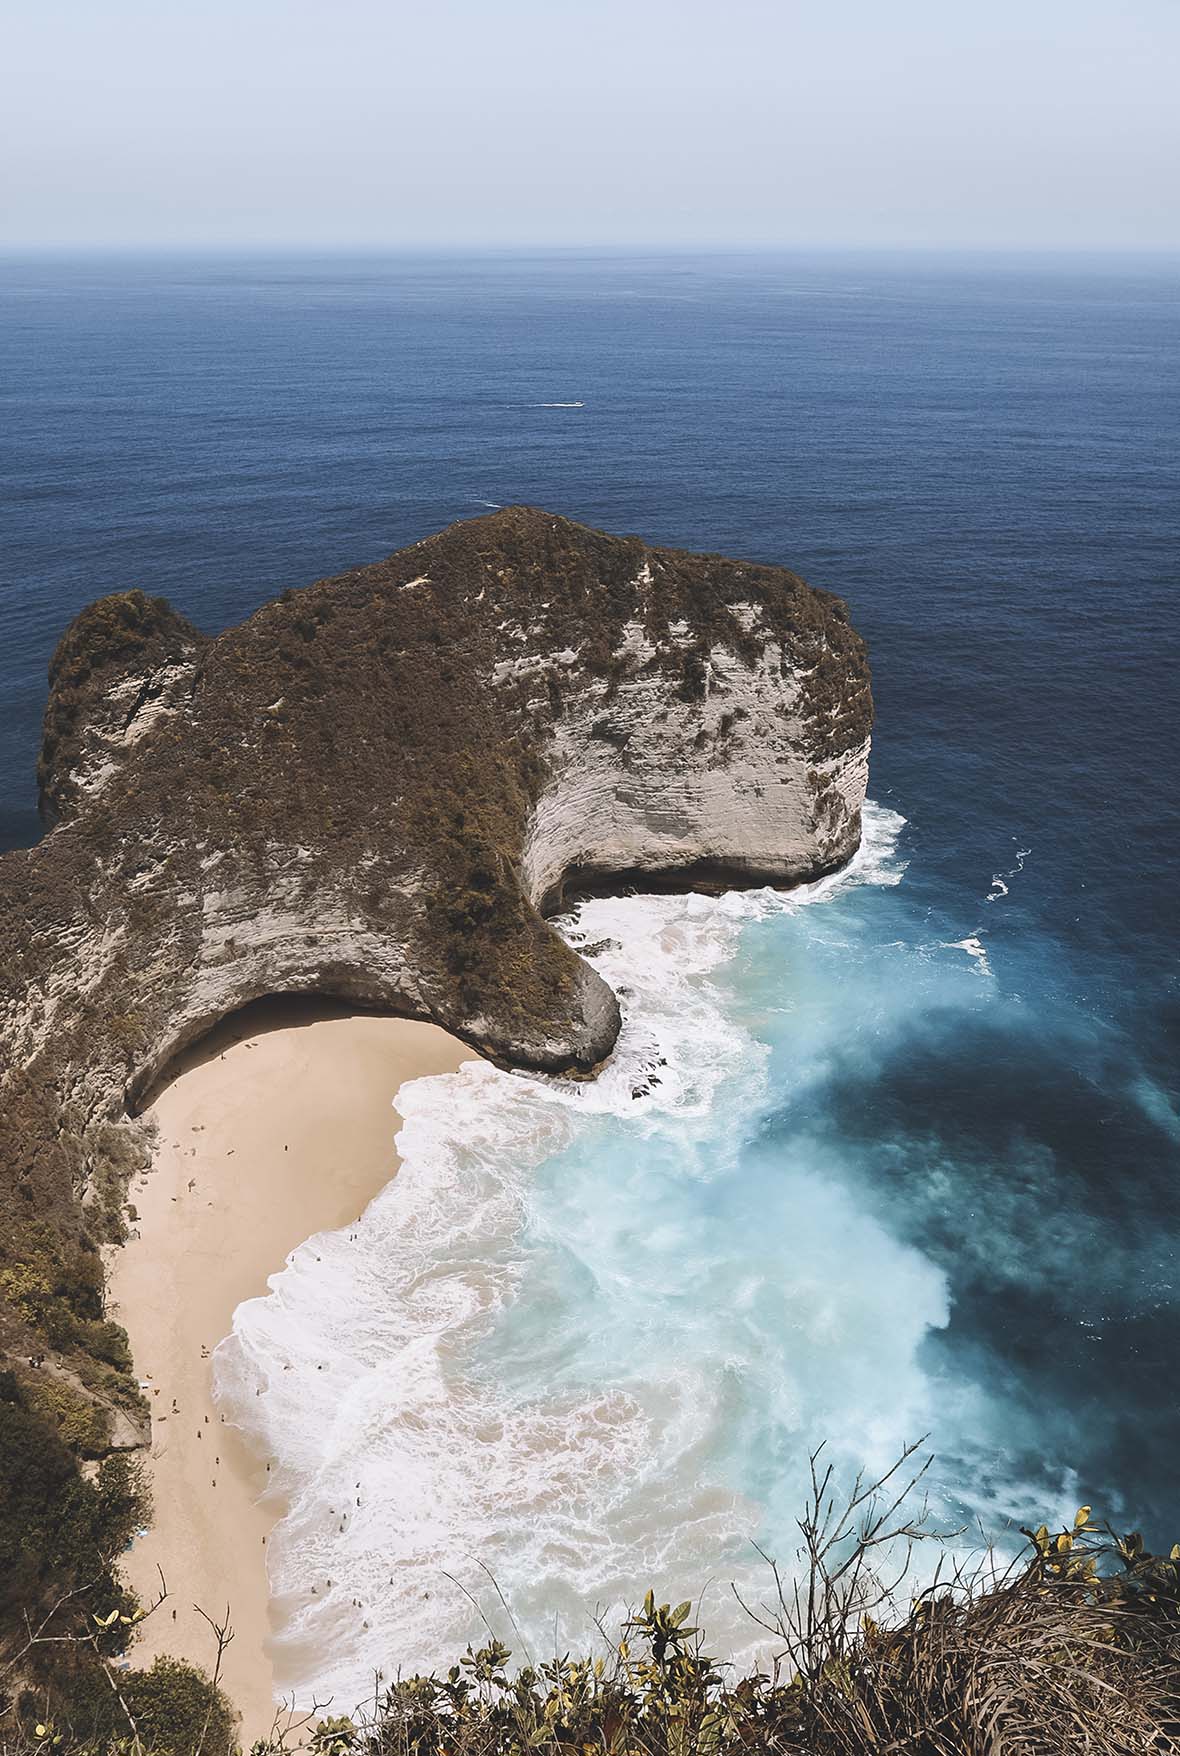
2;490;876;1729
1;252;1178;1739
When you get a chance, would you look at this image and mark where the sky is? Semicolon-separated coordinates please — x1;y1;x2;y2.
1;0;1177;251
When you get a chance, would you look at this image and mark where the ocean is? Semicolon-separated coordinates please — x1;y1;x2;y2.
2;251;1178;1707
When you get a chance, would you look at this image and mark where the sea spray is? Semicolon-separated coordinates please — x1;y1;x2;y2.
212;804;1004;1709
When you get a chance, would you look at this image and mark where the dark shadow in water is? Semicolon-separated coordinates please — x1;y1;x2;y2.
756;1007;1180;1540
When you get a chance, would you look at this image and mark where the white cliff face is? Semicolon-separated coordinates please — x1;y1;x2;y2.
41;649;201;823
521;612;868;909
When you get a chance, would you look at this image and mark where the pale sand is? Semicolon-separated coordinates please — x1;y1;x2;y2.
106;998;474;1745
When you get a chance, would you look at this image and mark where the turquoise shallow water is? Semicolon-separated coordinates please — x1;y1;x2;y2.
2;252;1177;1709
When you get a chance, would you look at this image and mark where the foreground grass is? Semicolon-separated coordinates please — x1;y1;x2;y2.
4;1452;1178;1755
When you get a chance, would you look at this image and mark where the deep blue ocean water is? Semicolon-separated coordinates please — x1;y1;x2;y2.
3;253;1178;1694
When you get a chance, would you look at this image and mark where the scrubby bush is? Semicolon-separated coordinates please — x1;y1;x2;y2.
0;1375;145;1636
22;1377;110;1457
121;1655;238;1755
5;1654;234;1756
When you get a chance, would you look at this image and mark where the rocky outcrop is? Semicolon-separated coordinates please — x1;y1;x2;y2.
0;507;870;1420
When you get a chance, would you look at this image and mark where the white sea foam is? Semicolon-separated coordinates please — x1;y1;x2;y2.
945;934;993;976
986;840;1031;904
214;803;958;1711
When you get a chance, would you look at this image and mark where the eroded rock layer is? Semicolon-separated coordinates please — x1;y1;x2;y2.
0;507;871;1441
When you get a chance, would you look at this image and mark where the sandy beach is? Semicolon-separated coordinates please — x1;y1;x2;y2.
106;998;474;1745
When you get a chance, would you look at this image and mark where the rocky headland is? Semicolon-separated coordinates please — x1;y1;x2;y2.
0;508;871;1693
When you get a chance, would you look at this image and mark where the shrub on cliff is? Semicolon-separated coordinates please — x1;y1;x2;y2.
0;1376;171;1755
0;1374;145;1633
3;1655;235;1756
127;1656;238;1753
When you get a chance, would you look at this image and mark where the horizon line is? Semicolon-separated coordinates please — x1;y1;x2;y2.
2;240;1180;259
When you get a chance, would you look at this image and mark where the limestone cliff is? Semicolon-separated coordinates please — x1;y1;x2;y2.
0;507;870;1449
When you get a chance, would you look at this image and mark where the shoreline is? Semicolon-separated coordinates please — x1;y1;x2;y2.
106;998;474;1745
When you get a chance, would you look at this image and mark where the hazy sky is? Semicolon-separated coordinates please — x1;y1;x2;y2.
2;0;1177;250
